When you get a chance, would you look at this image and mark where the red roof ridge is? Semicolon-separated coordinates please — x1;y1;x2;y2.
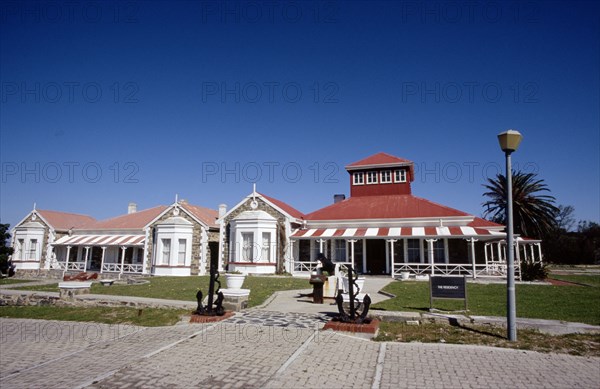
305;194;471;221
346;152;413;169
36;209;96;230
259;193;304;219
180;202;219;228
84;205;168;230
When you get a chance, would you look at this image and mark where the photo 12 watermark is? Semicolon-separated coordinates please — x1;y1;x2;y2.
201;81;339;104
199;0;339;24
399;0;541;24
1;161;140;184
1;82;140;104
0;321;140;343
413;160;540;184
0;1;139;24
400;81;540;104
201;161;340;184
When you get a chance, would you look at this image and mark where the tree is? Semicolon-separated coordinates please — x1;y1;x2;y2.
0;224;14;274
482;170;559;239
554;205;576;232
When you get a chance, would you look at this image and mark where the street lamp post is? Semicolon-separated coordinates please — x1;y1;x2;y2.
497;129;523;342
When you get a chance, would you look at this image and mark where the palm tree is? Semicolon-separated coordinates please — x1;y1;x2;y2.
482;171;559;239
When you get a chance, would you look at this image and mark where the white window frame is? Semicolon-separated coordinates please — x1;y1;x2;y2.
28;239;38;260
242;232;254;262
177;239;186;265
18;239;25;260
161;238;171;265
366;171;378;184
380;170;392;184
261;232;271;262
353;172;364;185
394;169;407;183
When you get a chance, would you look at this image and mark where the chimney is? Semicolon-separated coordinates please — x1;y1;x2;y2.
334;194;346;204
218;204;227;218
128;202;137;214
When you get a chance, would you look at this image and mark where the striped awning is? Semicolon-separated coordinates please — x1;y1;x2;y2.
291;227;505;239
53;234;145;246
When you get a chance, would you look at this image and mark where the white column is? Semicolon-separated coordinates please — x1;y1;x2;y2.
403;238;408;263
484;243;489;268
530;244;535;262
84;246;90;271
537;243;543;264
387;239;397;277
100;246;107;273
385;239;390;274
348;239;357;269
362;239;367;273
468;238;478;279
318;239;324;253
119;246;127;278
288;240;295;274
63;245;72;277
497;242;502;262
426;239;436;276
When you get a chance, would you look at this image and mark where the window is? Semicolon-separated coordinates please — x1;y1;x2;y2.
18;239;25;260
242;232;254;262
161;239;171;265
28;239;38;260
432;240;445;263
333;239;346;262
407;239;421;262
261;232;271;262
394;169;406;183
353;172;364;185
380;170;392;183
178;239;186;265
366;171;378;184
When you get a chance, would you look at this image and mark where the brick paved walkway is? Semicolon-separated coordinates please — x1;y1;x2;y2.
1;317;599;388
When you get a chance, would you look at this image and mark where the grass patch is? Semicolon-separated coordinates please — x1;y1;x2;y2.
0;306;187;327
0;278;34;285
372;281;600;326
14;275;309;308
548;274;600;287
375;321;600;357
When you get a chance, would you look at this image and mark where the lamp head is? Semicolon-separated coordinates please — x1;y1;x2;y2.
498;129;523;153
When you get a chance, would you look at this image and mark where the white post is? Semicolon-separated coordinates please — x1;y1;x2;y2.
100;246;106;273
119;246;127;279
63;246;72;278
319;239;324;253
426;239;436;276
348;239;357;269
388;239;397;277
362;239;367;274
288;240;295;274
84;246;90;271
537;243;543;264
468;238;478;279
484;243;489;269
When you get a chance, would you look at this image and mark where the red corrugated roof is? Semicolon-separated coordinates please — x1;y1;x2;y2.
304;195;470;220
346;152;413;168
468;217;504;228
260;193;304;219
37;210;96;230
84;206;168;230
180;203;219;228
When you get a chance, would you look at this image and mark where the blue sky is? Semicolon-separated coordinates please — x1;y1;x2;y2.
1;0;599;228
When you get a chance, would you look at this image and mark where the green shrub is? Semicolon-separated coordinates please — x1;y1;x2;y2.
520;260;548;281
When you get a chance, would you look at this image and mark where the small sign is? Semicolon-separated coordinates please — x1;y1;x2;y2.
429;276;468;311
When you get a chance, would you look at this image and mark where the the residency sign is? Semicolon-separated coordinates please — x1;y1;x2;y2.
429;276;468;311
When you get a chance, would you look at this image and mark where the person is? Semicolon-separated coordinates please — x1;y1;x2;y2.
316;253;335;275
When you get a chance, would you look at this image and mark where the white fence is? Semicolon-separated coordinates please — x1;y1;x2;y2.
392;262;520;279
101;263;143;273
50;261;86;271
